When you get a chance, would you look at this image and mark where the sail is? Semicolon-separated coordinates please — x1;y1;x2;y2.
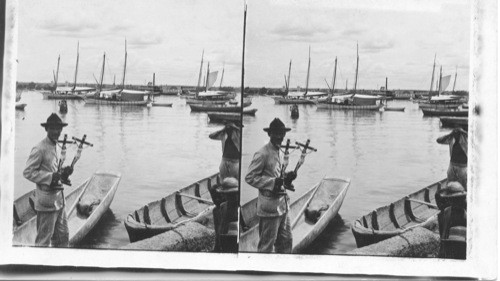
206;71;219;89
439;75;452;94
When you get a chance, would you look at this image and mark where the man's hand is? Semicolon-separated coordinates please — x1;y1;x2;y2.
61;166;73;178
272;177;284;194
50;172;61;187
283;171;296;192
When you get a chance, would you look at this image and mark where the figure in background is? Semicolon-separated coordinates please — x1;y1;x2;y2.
23;113;73;247
436;127;468;190
208;120;241;252
216;177;239;253
245;118;296;253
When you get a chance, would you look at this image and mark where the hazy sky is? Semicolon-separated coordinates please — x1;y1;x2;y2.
18;0;470;90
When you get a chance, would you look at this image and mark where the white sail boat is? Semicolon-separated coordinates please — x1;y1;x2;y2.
274;46;327;105
418;55;462;109
316;43;384;110
85;40;150;106
43;43;95;100
185;52;235;105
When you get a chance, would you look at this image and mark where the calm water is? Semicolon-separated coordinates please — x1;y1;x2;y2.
241;96;452;254
15;91;225;249
15;92;452;253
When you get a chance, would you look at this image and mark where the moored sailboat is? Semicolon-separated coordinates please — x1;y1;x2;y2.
84;41;151;106
316;44;384;110
273;47;328;105
43;44;95;100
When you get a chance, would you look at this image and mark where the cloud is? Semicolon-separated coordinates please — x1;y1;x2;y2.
362;40;395;53
270;22;331;42
128;37;164;49
40;19;100;38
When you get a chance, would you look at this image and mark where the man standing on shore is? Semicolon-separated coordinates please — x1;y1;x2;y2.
23;113;73;247
245;118;296;253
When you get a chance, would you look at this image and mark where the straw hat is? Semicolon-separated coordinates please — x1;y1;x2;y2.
41;113;68;128
441;181;466;196
263;118;291;133
216;177;239;193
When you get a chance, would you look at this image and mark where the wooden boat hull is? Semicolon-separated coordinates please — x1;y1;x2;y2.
239;177;350;253
316;102;383;111
418;103;461;109
207;109;257;123
43;92;84;100
422;108;468;117
351;178;446;248
189;104;243;113
84;98;149;106
124;173;220;242
384;107;405;112
274;97;316;105
440;117;468;129
186;99;229;105
13;171;121;246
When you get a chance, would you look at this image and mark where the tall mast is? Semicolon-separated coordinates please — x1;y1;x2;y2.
99;52;106;92
121;39;127;90
452;66;457;93
196;50;204;97
72;42;79;92
53;55;60;91
241;4;247;97
205;62;210;92
219;62;225;89
437;66;442;96
428;54;436;100
304;46;311;95
331;56;337;95
346;79;348;91
152;73;155;101
385;77;388;92
354;42;359;92
286;59;292;93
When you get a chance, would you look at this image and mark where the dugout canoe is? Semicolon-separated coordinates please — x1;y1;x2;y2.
239;176;350;253
13;171;121;246
421;108;468;117
124;173;220;243
351;178;446;248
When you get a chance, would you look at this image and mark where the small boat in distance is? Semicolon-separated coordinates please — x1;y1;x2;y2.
189;103;248;113
421;107;468;117
13;171;121;246
440;117;468;129
124;173;220;243
239;176;350;253
351;178;445;248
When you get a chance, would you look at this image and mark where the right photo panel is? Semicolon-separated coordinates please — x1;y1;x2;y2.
239;0;470;259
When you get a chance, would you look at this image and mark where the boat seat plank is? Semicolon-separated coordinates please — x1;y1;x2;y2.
392;198;411;228
375;205;397;231
176;192;213;205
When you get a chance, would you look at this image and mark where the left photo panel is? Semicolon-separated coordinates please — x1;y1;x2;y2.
13;0;244;253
